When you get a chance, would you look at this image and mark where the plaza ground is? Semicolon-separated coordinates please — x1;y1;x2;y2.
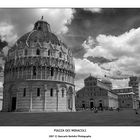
0;109;140;126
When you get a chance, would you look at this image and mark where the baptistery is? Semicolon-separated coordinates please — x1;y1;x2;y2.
2;18;75;112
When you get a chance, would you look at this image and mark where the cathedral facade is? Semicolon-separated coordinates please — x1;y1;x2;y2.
2;18;75;112
75;75;139;110
76;75;119;110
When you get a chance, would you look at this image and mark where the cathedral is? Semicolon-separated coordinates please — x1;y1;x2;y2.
2;18;75;112
75;75;139;110
76;75;119;110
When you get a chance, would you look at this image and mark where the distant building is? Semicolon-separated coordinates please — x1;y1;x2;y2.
76;75;140;110
0;87;3;111
0;96;2;111
128;76;140;108
112;88;135;108
129;76;140;97
75;75;118;110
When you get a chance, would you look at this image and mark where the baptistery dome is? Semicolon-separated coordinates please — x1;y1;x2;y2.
101;77;112;89
3;18;75;112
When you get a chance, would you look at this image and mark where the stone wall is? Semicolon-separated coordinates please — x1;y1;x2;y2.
2;81;75;112
118;94;133;108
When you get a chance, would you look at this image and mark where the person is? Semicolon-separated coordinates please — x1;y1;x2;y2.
117;107;120;112
135;109;138;114
94;107;98;113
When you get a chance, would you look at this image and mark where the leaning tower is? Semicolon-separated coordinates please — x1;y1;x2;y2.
129;76;140;108
129;76;140;97
2;18;75;112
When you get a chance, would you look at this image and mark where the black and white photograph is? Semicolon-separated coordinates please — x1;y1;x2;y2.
0;1;140;139
0;7;140;125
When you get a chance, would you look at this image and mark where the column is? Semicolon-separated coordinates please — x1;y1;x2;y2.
45;66;46;79
25;67;27;79
41;66;42;80
17;67;19;79
66;89;68;111
44;85;47;111
29;85;32;112
31;66;33;79
16;88;19;111
21;67;23;79
72;90;76;112
56;89;59;111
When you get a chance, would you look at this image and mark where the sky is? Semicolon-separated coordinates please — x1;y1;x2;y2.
1;8;140;90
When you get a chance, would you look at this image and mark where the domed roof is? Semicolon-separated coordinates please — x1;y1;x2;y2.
17;30;60;46
101;77;112;84
15;18;65;48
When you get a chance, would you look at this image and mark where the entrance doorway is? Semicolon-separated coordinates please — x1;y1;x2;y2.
99;103;103;108
90;102;94;109
11;97;16;111
82;103;85;109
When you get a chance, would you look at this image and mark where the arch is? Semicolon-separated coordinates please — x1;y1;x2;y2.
36;49;40;55
48;49;51;56
59;52;62;58
8;84;18;112
98;100;103;108
67;86;73;95
34;36;38;43
51;67;54;76
62;88;64;97
24;49;28;56
33;66;36;76
82;101;86;109
38;25;42;30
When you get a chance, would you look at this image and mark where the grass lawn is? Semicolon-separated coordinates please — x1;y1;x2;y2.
0;109;140;126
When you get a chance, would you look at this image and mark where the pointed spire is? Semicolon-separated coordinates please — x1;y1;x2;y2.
41;16;43;20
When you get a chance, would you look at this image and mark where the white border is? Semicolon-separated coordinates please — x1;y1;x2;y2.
0;127;139;140
0;0;140;7
0;1;140;140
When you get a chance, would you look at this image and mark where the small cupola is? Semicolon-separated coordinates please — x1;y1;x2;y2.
33;16;51;32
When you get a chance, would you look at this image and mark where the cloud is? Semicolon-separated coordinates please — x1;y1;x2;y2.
75;78;85;91
75;27;140;90
74;58;104;76
84;8;102;13
0;9;75;59
82;36;96;50
0;9;75;56
74;58;106;90
74;58;130;90
0;22;17;46
0;22;18;58
95;28;140;59
86;56;116;65
33;9;75;34
0;8;75;39
83;27;140;76
111;79;129;89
